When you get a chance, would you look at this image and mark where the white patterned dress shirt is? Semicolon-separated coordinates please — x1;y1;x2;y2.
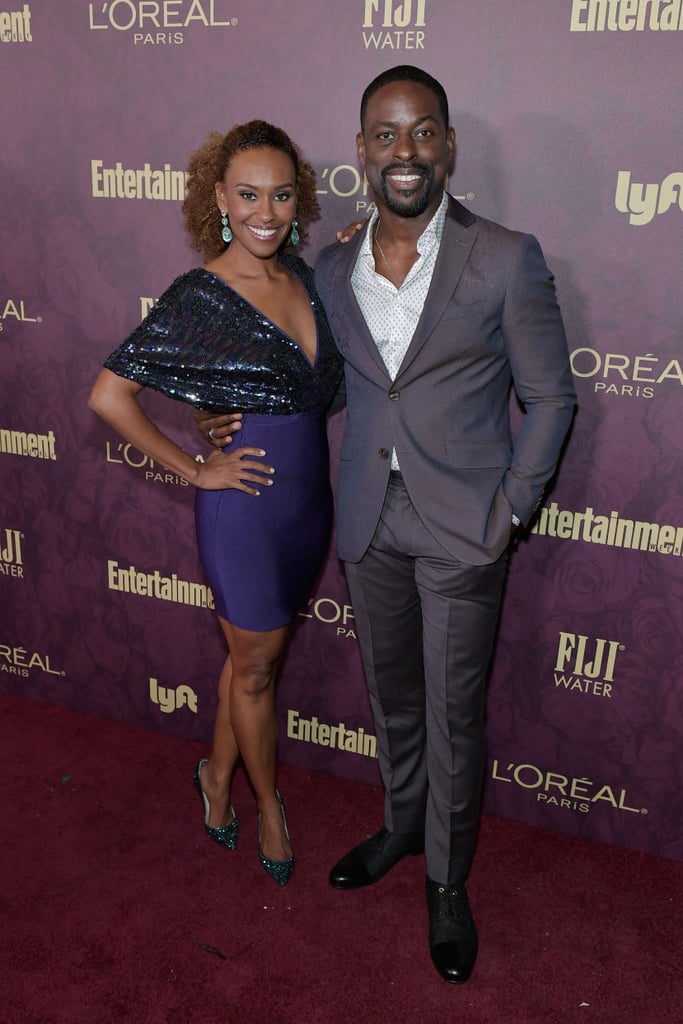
351;191;448;470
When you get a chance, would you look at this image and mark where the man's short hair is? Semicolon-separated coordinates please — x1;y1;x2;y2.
360;65;449;131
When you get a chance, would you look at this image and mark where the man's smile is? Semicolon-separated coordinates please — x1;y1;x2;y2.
382;164;429;191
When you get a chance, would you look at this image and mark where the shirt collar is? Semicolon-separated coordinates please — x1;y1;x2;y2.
359;190;449;260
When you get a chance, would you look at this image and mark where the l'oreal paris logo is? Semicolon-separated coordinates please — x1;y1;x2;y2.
105;440;191;487
0;643;64;677
491;760;644;814
0;298;41;329
299;596;357;639
615;170;683;225
570;347;683;400
87;0;234;31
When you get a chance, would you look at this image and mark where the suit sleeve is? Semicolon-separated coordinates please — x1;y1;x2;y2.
315;248;347;415
314;248;334;314
500;234;576;525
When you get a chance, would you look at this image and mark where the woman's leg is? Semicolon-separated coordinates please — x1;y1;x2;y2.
199;653;240;828
219;617;292;862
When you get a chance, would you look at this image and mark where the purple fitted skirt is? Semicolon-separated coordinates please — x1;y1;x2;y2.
195;409;332;631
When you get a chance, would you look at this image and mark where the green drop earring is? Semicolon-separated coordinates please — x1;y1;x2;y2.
220;210;232;244
289;219;300;246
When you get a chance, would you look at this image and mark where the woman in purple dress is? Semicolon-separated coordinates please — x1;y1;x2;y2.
89;122;343;885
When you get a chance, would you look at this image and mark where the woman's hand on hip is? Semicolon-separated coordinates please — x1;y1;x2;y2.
195;447;274;494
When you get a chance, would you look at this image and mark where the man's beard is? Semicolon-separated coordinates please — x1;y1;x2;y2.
379;162;435;217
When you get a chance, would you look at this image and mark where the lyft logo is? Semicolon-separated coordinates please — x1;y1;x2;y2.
615;170;683;225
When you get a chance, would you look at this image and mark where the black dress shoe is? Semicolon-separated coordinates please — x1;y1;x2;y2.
425;876;478;984
329;826;424;889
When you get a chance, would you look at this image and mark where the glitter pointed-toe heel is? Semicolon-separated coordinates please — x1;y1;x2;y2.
258;790;294;886
193;759;238;850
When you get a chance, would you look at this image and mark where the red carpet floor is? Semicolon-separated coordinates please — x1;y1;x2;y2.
1;693;681;1024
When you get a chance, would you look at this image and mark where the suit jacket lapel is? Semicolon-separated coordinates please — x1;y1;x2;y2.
328;196;479;382
328;229;392;380
396;196;479;378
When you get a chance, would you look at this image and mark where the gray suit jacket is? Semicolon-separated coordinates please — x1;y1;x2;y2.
316;195;576;566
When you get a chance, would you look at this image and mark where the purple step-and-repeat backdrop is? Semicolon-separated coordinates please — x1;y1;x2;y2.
1;1;682;860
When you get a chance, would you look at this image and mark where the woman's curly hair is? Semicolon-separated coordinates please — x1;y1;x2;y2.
183;120;319;262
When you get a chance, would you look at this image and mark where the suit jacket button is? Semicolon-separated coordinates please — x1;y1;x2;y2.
389;390;400;400
378;448;389;459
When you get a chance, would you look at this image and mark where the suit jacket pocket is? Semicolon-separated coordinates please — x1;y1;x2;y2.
445;440;510;468
440;298;485;321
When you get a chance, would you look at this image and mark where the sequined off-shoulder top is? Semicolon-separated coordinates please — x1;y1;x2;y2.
104;255;343;414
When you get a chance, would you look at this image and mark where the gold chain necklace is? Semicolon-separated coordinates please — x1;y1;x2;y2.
373;219;396;278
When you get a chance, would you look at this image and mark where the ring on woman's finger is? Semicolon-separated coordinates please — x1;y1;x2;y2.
208;428;216;441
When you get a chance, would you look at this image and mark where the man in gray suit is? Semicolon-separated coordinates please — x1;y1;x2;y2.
199;65;575;985
315;65;575;985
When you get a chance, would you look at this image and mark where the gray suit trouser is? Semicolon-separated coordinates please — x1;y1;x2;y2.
344;474;508;885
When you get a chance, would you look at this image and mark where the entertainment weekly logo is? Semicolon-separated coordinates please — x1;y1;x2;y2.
87;0;238;46
287;708;378;759
0;426;57;461
615;171;683;226
361;0;427;49
531;503;683;559
570;0;683;32
107;559;215;610
0;3;32;42
91;160;187;201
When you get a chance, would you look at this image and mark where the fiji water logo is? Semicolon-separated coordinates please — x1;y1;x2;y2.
0;528;24;578
553;631;625;699
149;677;198;714
0;528;23;567
615;170;683;225
362;0;426;49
